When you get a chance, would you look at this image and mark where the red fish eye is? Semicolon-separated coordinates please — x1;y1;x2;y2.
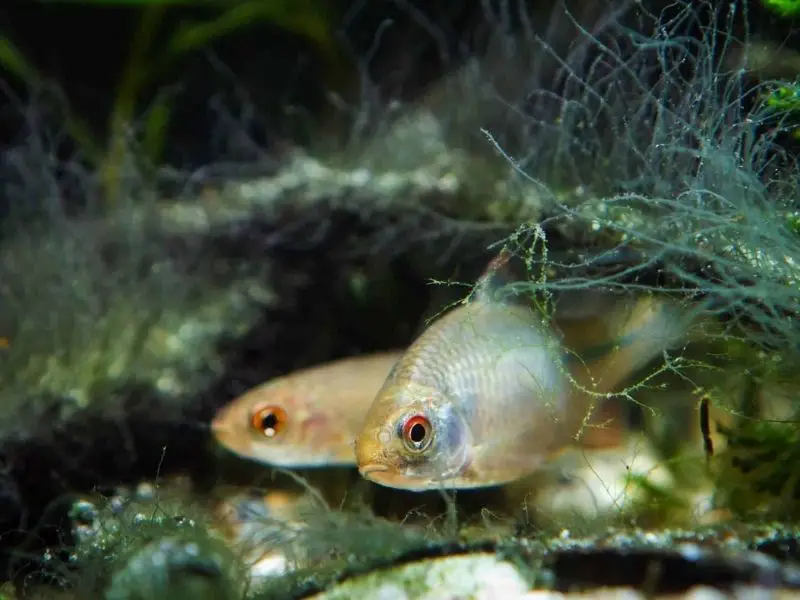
251;405;288;438
402;414;432;451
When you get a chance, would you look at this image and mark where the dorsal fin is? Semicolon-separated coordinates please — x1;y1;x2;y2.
472;248;520;305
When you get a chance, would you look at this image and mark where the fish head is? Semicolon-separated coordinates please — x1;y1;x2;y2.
355;381;475;491
211;382;350;468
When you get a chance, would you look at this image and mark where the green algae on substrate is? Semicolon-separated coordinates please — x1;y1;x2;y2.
245;501;547;600
251;536;545;600
62;481;800;600
103;535;242;600
61;484;246;600
250;521;800;599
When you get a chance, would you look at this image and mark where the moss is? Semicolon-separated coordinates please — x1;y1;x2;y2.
103;535;240;600
59;481;245;600
250;510;444;598
254;520;800;598
35;474;800;599
0;213;269;426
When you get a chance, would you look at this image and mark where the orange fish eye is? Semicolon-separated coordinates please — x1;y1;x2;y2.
401;414;432;452
251;405;288;438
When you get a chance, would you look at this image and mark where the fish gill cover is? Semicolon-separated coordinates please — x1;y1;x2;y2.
1;0;800;597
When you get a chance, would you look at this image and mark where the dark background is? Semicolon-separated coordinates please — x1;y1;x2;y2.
2;0;794;171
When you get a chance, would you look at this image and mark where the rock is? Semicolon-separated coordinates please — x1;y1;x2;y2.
305;553;530;600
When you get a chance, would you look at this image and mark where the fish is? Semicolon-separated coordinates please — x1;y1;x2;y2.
355;251;693;491
211;351;404;468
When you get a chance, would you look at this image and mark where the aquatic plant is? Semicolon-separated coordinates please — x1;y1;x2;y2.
477;0;800;519
0;0;344;204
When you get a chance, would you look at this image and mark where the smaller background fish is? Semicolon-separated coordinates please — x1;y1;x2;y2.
212;351;404;468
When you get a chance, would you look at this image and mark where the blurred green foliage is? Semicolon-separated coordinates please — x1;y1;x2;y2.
762;0;800;17
0;36;102;160
1;0;345;204
765;83;800;114
786;211;800;235
759;80;800;144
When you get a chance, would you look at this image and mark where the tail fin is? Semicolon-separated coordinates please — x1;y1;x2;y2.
561;293;694;395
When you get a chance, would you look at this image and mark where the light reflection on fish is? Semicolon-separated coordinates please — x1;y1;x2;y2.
212;351;403;467
355;252;692;491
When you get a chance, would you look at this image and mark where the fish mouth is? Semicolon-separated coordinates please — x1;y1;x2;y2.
210;419;231;443
358;464;433;492
358;463;389;479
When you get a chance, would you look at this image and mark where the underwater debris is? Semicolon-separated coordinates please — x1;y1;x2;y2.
213;487;317;584
247;510;464;598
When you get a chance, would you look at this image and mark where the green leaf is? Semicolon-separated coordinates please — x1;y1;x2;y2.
0;36;102;161
166;0;337;58
0;36;41;84
142;91;173;165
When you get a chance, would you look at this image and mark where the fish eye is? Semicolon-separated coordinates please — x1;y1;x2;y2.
401;414;432;452
250;405;288;438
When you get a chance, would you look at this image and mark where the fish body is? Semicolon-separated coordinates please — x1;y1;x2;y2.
355;253;689;491
212;351;404;467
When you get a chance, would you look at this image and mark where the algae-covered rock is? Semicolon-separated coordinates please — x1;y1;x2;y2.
62;478;245;599
104;535;240;600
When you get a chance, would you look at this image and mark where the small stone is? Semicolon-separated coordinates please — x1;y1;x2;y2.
135;482;156;501
70;499;98;525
